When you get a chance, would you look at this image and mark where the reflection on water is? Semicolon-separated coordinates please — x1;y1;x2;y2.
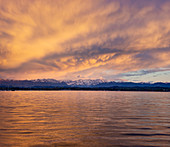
0;91;170;146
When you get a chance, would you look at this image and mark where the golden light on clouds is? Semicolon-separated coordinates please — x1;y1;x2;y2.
0;0;170;81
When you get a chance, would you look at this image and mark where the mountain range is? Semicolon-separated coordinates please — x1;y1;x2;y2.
0;79;170;91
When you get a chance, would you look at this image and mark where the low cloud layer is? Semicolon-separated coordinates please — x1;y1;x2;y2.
0;0;170;81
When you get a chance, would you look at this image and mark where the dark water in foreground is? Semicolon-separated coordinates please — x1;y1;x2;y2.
0;91;170;147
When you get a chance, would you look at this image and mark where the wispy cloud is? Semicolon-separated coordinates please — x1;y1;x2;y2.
121;68;170;77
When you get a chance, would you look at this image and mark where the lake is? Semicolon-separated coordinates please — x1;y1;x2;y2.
0;91;170;146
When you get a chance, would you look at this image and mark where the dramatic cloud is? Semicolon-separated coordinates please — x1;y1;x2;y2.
0;0;170;81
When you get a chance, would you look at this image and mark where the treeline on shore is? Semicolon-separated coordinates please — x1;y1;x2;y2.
0;86;169;92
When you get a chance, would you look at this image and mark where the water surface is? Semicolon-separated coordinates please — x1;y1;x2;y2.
0;91;170;146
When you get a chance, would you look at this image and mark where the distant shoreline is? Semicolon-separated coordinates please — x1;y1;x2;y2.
1;79;170;92
0;87;169;92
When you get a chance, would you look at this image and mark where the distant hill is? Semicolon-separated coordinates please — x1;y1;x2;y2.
0;79;170;91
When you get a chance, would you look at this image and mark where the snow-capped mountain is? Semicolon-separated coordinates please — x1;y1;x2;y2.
29;79;107;86
0;79;170;90
64;79;107;86
31;79;59;83
0;79;107;87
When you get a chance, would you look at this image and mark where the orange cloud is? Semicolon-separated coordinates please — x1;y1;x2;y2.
0;0;170;81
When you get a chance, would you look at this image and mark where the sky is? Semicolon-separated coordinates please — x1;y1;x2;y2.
0;0;170;82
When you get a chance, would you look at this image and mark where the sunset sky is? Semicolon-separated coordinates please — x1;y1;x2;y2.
0;0;170;82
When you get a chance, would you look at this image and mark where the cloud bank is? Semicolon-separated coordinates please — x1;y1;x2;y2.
0;0;170;81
